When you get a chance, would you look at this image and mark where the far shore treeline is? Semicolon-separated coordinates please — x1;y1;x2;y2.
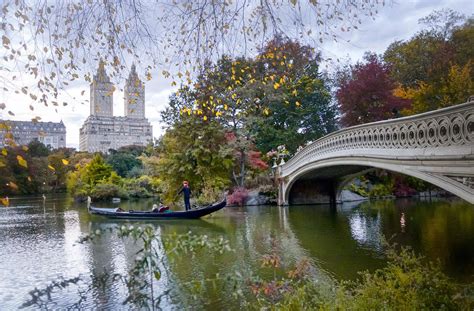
1;10;472;205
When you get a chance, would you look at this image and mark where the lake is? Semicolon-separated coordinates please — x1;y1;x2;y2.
0;195;473;309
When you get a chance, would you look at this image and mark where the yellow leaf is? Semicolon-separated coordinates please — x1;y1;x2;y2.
295;101;301;107
292;89;298;96
203;116;208;121
273;82;280;90
264;108;270;115
62;159;69;165
1;197;9;206
48;165;55;171
22;146;29;151
17;155;28;168
2;148;7;156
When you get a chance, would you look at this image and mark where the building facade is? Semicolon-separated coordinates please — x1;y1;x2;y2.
79;62;153;153
0;120;66;149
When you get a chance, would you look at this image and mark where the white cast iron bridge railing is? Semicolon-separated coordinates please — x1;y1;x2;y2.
278;97;474;205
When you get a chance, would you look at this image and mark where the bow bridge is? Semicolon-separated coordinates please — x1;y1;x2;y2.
277;97;474;205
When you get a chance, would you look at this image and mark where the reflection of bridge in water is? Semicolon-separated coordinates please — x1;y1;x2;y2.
277;97;474;205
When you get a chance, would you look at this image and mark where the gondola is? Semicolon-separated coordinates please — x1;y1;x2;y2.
88;199;226;219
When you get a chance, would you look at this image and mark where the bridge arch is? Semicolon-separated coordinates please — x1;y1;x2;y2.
278;98;474;205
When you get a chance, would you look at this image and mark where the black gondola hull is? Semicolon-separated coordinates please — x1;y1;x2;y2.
88;200;226;219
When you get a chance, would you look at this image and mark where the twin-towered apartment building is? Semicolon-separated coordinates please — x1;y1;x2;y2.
1;62;153;152
79;61;153;152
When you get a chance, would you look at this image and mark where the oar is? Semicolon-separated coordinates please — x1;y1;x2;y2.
168;192;181;210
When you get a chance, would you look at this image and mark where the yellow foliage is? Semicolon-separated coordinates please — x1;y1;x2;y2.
1;197;9;206
62;159;69;165
440;62;474;107
16;155;27;168
394;62;473;115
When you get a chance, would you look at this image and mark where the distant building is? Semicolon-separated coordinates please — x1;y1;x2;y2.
0;120;66;149
79;61;153;152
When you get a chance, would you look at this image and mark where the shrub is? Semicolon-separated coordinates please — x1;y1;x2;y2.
368;183;393;198
90;183;128;200
196;187;224;206
227;187;249;206
334;247;473;310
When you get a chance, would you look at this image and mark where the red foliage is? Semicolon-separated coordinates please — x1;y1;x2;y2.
394;178;417;197
227;187;249;206
336;54;411;127
224;131;236;142
248;150;269;170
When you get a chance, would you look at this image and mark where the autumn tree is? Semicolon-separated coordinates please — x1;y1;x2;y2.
385;10;474;114
0;1;385;117
336;53;410;127
158;91;234;202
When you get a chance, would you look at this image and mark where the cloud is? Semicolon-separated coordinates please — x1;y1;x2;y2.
320;0;473;64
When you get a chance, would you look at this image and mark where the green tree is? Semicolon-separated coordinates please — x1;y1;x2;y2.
106;151;143;178
255;64;337;153
47;151;72;192
156;111;233;203
166;37;337;186
27;140;51;157
66;154;114;199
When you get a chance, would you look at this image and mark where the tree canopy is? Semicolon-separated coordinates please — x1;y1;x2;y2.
0;0;385;119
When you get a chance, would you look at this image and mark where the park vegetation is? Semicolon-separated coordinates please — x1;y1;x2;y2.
1;9;473;204
23;225;474;310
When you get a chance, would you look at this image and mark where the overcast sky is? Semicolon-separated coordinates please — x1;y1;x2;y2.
1;0;472;149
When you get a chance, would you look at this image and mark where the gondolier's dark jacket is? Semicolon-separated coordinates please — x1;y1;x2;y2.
178;186;191;199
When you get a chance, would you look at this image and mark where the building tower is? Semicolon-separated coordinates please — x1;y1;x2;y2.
124;64;145;118
90;60;114;117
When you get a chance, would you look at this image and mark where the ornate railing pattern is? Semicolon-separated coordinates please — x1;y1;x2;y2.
281;99;474;178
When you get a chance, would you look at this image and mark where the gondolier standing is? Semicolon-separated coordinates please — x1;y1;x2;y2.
178;180;192;211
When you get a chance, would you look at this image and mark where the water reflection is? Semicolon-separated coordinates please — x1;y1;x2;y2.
0;195;473;309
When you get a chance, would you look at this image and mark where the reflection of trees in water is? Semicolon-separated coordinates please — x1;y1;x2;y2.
73;198;474;308
287;203;386;280
156;207;334;309
349;198;474;282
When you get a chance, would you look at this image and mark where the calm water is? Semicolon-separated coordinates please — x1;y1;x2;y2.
0;195;473;309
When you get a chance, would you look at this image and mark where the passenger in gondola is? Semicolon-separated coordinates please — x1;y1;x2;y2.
152;203;170;213
178;180;192;211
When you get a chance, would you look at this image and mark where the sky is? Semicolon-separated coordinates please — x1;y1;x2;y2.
0;0;472;150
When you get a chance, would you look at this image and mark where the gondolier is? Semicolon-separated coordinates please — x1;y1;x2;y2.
178;180;192;211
